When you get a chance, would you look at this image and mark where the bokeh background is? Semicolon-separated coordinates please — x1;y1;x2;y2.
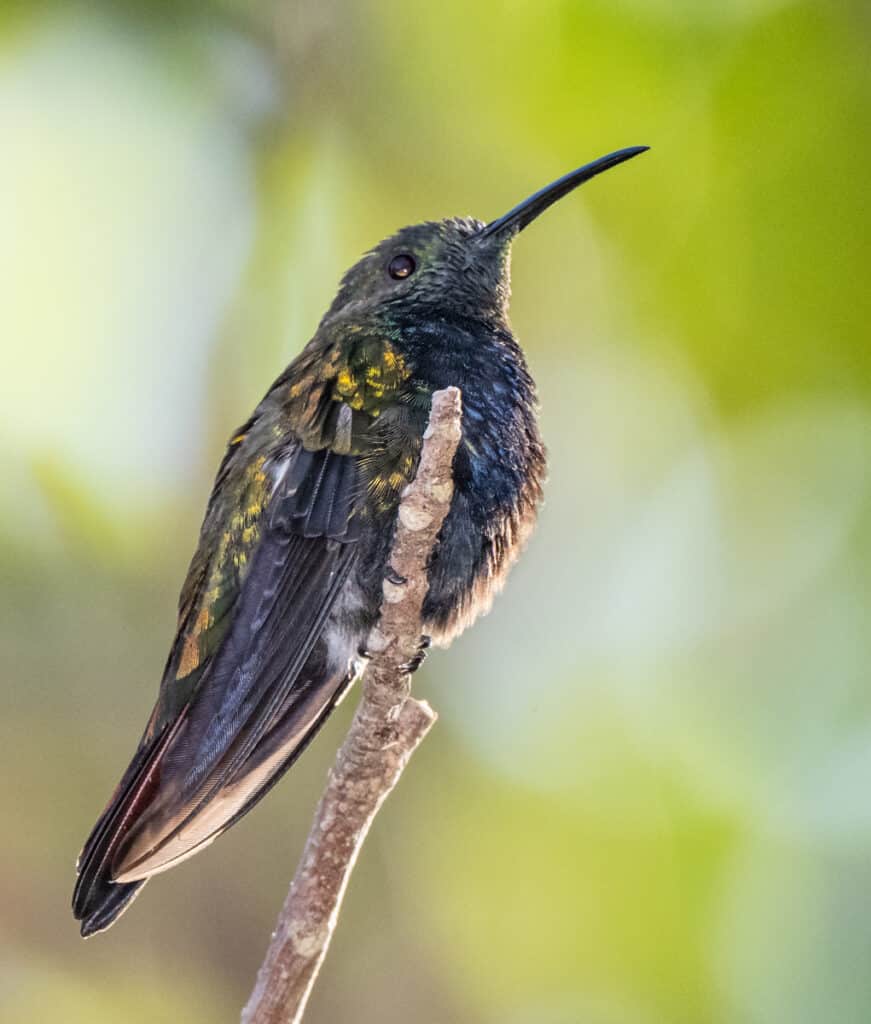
2;1;870;1021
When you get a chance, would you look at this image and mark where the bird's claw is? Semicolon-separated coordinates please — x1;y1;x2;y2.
384;564;407;586
400;635;431;674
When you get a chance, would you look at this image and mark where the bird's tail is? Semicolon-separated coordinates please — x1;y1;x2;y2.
74;875;144;938
72;662;356;936
72;713;186;937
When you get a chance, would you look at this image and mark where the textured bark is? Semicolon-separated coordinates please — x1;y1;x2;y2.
241;387;463;1024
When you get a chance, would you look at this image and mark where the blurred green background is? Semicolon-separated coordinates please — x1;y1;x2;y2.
2;1;870;1021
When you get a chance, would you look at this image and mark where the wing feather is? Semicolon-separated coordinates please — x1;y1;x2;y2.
73;437;362;922
111;447;360;878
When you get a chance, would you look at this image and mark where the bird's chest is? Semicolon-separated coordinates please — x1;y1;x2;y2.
419;378;544;642
341;319;544;642
442;343;541;514
412;337;545;641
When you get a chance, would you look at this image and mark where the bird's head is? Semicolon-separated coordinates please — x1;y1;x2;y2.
323;147;649;330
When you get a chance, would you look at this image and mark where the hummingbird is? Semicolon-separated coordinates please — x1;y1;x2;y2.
72;146;648;936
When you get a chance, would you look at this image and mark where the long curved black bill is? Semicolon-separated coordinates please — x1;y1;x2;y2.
478;146;649;240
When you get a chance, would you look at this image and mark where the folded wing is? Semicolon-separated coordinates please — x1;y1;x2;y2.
73;440;361;934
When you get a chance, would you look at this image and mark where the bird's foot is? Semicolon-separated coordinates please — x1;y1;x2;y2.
401;634;431;675
384;565;407;586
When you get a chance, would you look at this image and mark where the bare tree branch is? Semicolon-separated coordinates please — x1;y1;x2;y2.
241;387;463;1024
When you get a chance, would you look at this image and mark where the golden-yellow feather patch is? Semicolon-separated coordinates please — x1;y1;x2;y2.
177;635;200;679
174;455;270;683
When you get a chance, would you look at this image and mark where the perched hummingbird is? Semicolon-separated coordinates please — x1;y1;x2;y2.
73;146;648;936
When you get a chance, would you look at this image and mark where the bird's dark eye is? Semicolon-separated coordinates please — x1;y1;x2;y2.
388;253;416;280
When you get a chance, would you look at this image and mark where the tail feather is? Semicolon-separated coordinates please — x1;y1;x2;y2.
72;664;356;935
72;713;187;936
78;878;145;938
